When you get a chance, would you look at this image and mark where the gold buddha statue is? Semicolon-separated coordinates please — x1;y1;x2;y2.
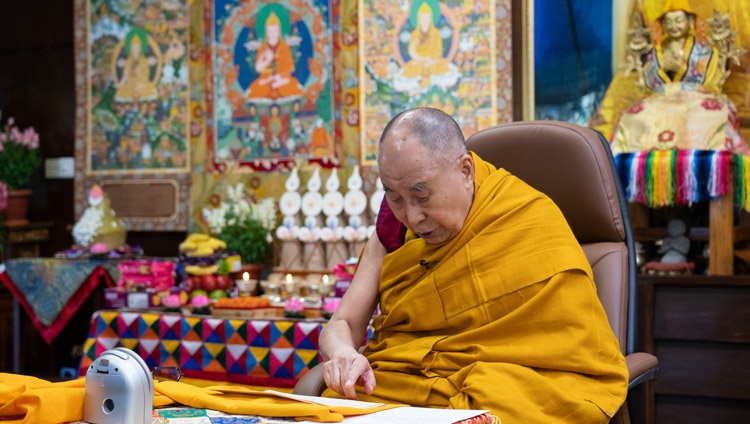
593;0;749;154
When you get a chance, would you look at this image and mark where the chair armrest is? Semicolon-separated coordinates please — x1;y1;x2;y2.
293;362;327;396
626;352;659;390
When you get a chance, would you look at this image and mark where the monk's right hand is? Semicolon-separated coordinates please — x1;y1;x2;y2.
322;349;376;400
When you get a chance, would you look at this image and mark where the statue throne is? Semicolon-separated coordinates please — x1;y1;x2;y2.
593;5;750;275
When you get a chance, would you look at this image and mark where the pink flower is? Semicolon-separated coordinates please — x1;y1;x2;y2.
322;299;340;314
163;294;183;308
20;127;39;149
191;295;210;308
284;297;305;312
0;113;41;190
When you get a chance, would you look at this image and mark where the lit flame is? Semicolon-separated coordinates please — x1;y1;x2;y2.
322;274;329;284
243;272;249;281
286;273;293;283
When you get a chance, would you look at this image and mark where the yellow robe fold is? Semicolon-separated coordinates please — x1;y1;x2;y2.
338;153;628;422
0;374;398;423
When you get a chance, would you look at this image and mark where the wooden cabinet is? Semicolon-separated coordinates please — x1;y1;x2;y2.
0;284;55;375
2;221;53;261
1;221;66;377
638;275;750;423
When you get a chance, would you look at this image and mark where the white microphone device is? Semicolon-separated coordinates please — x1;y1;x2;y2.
84;347;154;424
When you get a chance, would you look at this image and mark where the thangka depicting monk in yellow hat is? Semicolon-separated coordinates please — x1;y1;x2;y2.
401;0;451;80
247;8;304;100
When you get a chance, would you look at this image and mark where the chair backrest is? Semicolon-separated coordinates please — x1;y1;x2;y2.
466;120;637;355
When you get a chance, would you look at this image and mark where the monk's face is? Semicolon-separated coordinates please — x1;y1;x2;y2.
131;38;142;59
379;127;474;244
418;11;432;32
662;10;691;40
267;23;280;46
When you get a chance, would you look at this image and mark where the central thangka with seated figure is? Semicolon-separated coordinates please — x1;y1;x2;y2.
591;0;750;209
209;0;335;170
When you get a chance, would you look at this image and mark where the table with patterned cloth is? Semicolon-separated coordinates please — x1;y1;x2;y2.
0;258;120;343
78;310;365;388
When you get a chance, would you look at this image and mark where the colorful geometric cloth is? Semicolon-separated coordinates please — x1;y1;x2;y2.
79;310;338;388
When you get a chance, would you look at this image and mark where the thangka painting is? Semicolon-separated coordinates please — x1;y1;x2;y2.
85;0;190;174
359;0;498;165
206;0;337;172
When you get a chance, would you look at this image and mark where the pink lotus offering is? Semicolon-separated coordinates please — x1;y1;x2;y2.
162;294;183;309
284;297;304;312
190;294;211;315
191;295;210;308
321;298;340;320
322;299;340;314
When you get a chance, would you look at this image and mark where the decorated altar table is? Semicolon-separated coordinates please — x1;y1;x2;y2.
78;310;368;389
615;149;750;275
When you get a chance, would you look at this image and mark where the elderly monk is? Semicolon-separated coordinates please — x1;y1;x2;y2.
319;107;629;422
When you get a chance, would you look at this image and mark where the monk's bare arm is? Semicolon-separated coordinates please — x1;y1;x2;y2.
319;235;384;399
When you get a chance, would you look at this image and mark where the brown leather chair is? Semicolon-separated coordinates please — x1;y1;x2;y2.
294;120;658;423
466;120;658;423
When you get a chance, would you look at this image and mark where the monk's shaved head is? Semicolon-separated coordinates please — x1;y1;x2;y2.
378;108;466;165
376;107;475;244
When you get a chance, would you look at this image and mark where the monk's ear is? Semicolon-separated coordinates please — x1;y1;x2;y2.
459;153;474;186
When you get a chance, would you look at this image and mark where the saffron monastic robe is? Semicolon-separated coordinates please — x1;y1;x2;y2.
332;153;629;422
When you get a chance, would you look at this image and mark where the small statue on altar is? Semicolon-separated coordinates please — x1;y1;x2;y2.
72;184;127;249
643;218;695;275
659;218;690;264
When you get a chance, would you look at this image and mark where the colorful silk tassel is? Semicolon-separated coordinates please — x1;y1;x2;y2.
614;149;748;210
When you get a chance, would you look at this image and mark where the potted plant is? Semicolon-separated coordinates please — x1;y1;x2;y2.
201;183;277;279
0;112;41;226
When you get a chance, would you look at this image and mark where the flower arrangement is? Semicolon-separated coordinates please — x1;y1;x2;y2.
201;183;277;265
0;113;41;190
